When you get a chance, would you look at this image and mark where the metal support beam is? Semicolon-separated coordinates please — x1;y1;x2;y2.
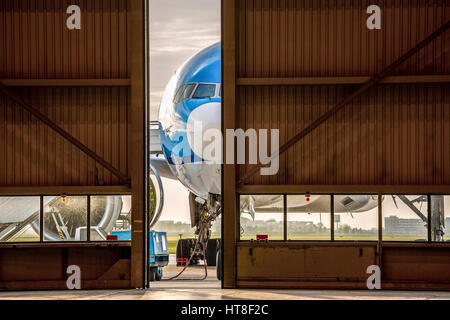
330;195;334;241
377;195;383;269
222;0;238;289
0;79;131;87
397;195;428;222
0;82;130;185
283;195;287;241
238;20;450;185
237;75;450;86
129;0;147;289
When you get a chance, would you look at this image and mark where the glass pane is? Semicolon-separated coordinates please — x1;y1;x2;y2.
173;84;185;104
182;84;196;100
240;195;283;241
161;234;167;251
193;84;216;98
43;196;87;241
382;195;428;242
0;197;40;242
91;195;132;241
334;195;379;241
211;216;221;238
430;195;450;242
287;195;331;240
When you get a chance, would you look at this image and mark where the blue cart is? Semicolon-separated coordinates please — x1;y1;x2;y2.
112;230;169;281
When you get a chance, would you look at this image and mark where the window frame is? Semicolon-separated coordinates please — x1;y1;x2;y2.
192;83;217;99
238;193;448;244
173;82;220;104
381;194;430;243
0;194;131;244
285;194;333;242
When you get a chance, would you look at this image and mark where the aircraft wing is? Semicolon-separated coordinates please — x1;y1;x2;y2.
150;155;177;180
0;196;57;224
252;196;331;214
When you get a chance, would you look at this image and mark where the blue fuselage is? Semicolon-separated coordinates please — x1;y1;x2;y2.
158;43;221;198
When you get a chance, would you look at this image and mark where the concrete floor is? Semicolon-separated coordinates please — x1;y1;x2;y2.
1;257;450;300
1;266;450;300
1;285;450;300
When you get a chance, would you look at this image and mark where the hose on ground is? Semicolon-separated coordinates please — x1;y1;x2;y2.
163;201;221;281
164;224;208;281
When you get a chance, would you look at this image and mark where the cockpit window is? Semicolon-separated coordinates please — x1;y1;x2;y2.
193;84;216;99
173;83;196;104
173;83;218;104
182;84;196;101
173;85;185;105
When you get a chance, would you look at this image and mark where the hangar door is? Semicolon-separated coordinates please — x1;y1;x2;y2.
222;0;450;289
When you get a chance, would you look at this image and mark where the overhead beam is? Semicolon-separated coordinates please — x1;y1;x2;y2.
237;75;450;86
238;20;450;185
238;185;450;195
0;82;131;185
0;186;132;196
0;79;131;87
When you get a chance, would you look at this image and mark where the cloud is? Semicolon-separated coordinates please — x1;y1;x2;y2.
149;0;220;119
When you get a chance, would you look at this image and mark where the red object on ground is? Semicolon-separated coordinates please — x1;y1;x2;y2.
256;234;268;240
177;258;189;266
107;235;118;241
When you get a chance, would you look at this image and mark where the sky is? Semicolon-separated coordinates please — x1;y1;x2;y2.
150;0;221;223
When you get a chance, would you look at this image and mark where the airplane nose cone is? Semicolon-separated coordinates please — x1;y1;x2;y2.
186;102;222;162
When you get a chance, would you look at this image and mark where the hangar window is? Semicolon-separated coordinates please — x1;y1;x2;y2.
0;197;40;243
287;195;331;240
90;195;132;241
193;84;216;98
239;195;284;241
382;195;428;242
43;196;87;242
334;195;379;241
430;195;450;242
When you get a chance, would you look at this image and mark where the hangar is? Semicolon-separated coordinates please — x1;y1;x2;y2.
0;0;449;294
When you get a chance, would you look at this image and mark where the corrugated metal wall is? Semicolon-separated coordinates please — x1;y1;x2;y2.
0;87;129;186
0;0;130;187
237;0;449;77
0;0;128;79
234;0;450;186
238;83;450;185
